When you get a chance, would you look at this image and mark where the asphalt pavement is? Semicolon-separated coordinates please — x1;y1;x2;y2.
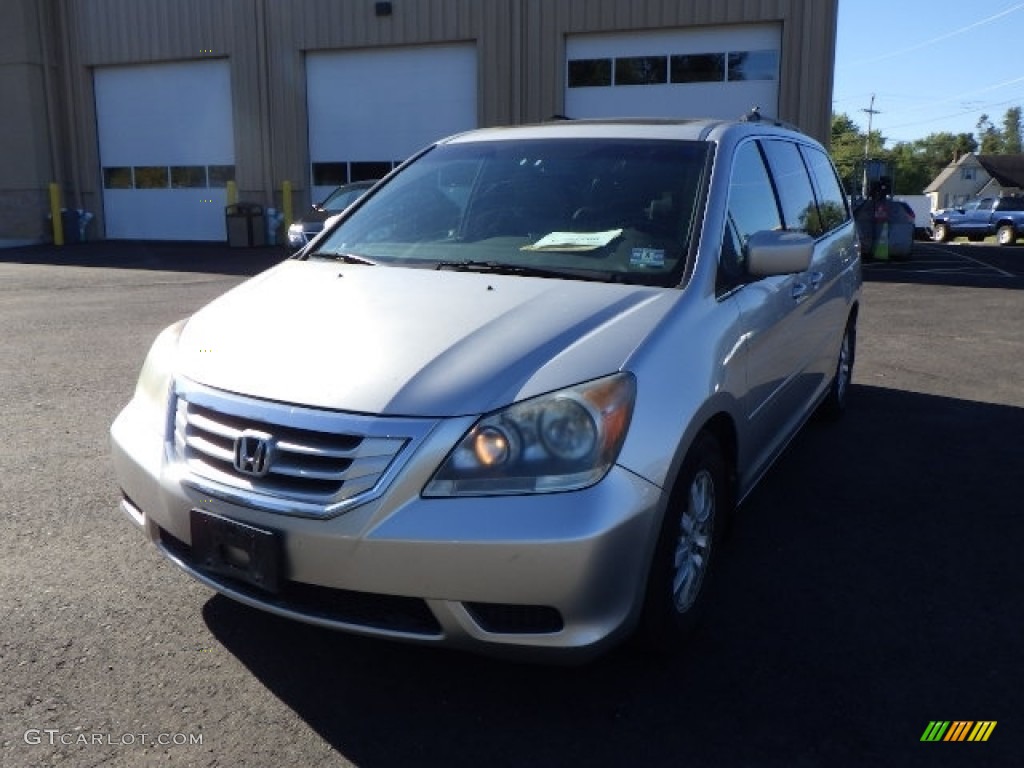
1;239;1022;767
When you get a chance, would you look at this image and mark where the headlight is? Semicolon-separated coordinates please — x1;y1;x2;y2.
423;373;636;497
287;223;305;244
133;319;186;426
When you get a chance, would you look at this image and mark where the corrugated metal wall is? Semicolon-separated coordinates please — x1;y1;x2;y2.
58;0;837;231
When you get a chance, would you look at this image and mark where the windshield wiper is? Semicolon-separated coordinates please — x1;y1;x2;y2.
434;260;613;282
309;251;376;265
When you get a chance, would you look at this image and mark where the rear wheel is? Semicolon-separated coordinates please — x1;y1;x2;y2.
997;224;1016;246
932;222;950;242
637;432;729;653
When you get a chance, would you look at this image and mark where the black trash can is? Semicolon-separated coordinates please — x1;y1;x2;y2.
60;209;82;243
226;203;267;247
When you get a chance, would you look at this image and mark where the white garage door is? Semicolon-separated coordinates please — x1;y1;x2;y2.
565;25;781;122
306;45;477;203
95;60;235;241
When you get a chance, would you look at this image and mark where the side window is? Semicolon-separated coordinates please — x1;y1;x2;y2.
720;140;782;289
760;139;822;237
977;198;994;211
801;145;850;234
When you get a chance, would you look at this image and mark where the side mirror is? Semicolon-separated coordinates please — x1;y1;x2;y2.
746;230;813;277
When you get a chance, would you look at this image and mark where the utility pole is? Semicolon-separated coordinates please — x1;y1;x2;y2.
861;94;881;197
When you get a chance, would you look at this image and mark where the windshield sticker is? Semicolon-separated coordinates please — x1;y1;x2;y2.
521;229;623;252
630;247;666;268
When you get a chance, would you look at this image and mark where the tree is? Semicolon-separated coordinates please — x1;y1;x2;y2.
829;113;867;193
1002;107;1022;154
830;112;980;195
887;132;977;195
976;113;1002;154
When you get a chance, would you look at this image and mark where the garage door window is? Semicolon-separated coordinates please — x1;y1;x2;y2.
568;59;612;88
103;167;133;189
313;161;398;186
171;166;207;188
569;49;777;89
207;165;235;188
134;167;169;189
670;54;725;83
727;50;779;81
615;56;668;86
102;164;234;190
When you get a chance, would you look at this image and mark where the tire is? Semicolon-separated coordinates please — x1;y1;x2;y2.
997;224;1016;246
932;222;949;242
636;431;730;653
818;315;857;420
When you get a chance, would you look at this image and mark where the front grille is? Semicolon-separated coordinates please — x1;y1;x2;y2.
159;528;442;636
170;380;427;517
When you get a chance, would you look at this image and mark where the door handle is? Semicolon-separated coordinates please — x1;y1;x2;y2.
791;282;808;301
809;271;824;290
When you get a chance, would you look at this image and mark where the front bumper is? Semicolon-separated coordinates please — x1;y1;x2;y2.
111;396;664;661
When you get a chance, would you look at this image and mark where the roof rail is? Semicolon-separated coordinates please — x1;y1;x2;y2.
740;106;801;132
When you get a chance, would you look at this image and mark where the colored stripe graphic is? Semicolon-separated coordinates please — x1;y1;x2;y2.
921;721;996;742
945;721;972;741
921;721;949;741
968;722;997;742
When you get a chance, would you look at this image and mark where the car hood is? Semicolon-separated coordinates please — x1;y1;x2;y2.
176;260;677;417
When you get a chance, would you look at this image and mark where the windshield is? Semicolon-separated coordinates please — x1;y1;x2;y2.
321;182;375;212
310;137;711;286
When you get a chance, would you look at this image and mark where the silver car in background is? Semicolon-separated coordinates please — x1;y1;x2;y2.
111;117;861;661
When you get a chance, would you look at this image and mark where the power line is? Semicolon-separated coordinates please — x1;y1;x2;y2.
853;2;1024;65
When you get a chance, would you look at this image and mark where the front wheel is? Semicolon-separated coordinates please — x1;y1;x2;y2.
997;224;1016;246
818;315;857;419
636;432;729;653
932;222;950;242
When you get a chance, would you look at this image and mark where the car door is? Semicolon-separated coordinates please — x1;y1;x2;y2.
965;198;994;236
756;139;831;412
718;139;812;480
797;142;859;392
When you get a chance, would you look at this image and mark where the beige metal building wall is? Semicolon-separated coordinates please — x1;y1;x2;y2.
4;0;837;241
0;0;65;244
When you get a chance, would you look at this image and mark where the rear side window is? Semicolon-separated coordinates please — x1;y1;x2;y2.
760;139;822;237
801;145;850;234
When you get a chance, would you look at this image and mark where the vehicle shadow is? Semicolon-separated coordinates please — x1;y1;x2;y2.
862;243;1024;290
0;240;289;276
202;384;1024;767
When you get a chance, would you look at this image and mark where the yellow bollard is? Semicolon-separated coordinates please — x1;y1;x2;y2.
49;182;64;246
226;179;238;207
282;180;293;228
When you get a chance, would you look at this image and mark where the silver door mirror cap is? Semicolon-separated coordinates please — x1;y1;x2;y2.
746;230;814;276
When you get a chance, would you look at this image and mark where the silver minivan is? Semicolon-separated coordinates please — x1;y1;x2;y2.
111;117;861;661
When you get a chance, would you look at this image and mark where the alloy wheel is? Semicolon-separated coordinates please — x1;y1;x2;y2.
672;468;715;613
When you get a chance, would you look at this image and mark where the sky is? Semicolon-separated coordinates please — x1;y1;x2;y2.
832;0;1024;145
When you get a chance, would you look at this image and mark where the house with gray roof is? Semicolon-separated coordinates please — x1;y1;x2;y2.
926;153;1024;210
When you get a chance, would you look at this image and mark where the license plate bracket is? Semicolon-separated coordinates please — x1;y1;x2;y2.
190;509;282;594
